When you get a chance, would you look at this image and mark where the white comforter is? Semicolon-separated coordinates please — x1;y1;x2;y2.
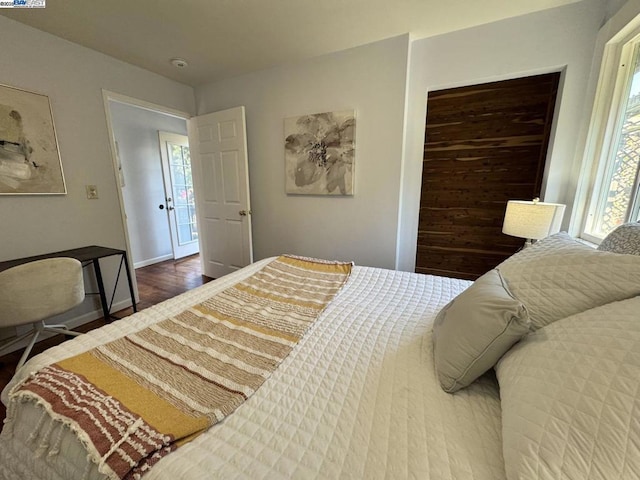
0;259;505;479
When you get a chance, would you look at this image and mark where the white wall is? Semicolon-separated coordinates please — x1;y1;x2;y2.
195;35;410;269
0;16;195;338
109;102;188;267
397;0;606;271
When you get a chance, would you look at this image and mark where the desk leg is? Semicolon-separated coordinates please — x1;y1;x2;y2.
93;259;110;320
122;251;138;313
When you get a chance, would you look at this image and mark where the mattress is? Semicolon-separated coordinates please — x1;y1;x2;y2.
0;258;505;480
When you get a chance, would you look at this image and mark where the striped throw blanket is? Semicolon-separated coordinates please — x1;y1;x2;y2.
6;255;352;479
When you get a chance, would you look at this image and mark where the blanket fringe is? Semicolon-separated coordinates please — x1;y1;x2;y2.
35;415;57;458
6;393;120;480
28;409;48;444
1;396;17;437
49;421;65;457
4;370;38;440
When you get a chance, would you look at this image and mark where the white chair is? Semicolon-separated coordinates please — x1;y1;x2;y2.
0;257;84;369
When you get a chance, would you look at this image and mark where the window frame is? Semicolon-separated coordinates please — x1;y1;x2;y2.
580;21;640;245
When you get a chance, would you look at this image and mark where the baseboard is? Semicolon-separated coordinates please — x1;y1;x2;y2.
134;254;173;269
0;299;133;356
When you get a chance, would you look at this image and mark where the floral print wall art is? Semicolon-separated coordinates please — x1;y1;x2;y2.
284;110;355;195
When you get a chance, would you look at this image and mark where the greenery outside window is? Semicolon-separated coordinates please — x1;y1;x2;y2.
583;34;640;243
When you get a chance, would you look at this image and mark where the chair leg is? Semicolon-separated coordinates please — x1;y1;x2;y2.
46;323;71;329
44;326;82;337
16;329;42;370
11;322;83;370
0;320;84;371
44;321;83;337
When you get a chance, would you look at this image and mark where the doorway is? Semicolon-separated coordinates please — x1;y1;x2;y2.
105;94;199;270
104;93;253;296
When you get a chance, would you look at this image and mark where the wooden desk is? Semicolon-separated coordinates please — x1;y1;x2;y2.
0;246;138;320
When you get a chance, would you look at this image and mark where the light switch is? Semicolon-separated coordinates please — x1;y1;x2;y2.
86;185;98;199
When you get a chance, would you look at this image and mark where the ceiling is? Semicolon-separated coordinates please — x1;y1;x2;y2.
2;0;582;87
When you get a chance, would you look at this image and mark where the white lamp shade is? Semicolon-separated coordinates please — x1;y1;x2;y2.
502;200;566;240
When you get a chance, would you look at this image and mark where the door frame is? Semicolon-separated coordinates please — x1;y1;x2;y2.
102;90;192;302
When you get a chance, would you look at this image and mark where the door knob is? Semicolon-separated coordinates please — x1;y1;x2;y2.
159;204;165;210
239;210;247;216
168;206;175;211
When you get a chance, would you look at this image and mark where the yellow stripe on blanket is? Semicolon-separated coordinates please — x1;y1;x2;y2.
8;255;352;480
57;353;209;436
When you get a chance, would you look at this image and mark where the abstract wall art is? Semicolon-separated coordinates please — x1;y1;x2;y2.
0;84;66;194
285;109;355;195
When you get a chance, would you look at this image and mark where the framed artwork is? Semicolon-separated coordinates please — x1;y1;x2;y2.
0;84;66;194
285;109;355;195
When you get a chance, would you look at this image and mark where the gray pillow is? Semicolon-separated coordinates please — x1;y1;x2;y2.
496;296;640;480
498;232;640;329
597;222;640;255
432;269;530;393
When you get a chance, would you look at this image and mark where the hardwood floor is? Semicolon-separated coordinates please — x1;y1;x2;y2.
0;254;211;423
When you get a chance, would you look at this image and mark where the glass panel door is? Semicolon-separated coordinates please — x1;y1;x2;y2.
167;142;198;246
159;131;199;260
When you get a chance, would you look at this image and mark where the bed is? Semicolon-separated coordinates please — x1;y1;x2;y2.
1;226;639;480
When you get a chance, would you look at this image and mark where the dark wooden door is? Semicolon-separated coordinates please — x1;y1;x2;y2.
416;72;560;280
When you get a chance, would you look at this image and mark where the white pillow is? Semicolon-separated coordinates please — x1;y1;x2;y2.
496;296;640;480
498;232;640;329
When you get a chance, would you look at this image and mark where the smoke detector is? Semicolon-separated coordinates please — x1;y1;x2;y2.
170;58;188;68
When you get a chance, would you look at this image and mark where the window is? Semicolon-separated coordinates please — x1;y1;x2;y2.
583;34;640;243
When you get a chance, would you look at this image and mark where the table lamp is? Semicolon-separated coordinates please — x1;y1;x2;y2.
502;198;566;247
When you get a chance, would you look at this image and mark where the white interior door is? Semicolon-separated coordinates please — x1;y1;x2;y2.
158;132;200;259
188;106;253;278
